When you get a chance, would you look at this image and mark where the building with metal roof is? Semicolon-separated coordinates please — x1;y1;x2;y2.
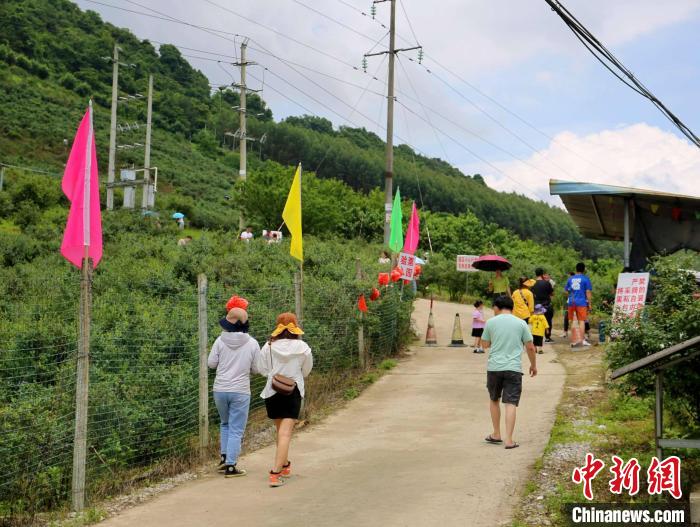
549;179;700;268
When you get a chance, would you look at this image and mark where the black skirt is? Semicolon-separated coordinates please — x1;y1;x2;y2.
265;386;302;419
471;327;484;337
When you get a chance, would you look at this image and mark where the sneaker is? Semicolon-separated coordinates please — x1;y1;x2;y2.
281;461;291;477
473;348;479;353
224;465;247;478
537;349;543;354
217;455;227;472
269;471;285;487
545;338;554;343
582;339;592;347
560;332;568;339
571;341;583;350
478;348;486;354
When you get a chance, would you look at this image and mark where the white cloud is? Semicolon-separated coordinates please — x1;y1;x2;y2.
488;123;700;206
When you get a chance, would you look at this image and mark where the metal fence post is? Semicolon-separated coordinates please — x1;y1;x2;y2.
71;255;92;511
655;371;663;460
197;274;209;460
294;271;302;325
355;258;366;369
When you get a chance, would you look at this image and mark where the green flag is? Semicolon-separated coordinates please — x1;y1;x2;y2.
389;187;403;253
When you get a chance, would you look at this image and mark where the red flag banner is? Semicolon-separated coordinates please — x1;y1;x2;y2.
60;103;103;268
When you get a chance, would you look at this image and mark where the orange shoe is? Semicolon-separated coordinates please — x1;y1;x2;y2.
281;461;291;477
269;471;285;487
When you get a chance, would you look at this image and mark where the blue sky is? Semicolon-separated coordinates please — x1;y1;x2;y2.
75;0;700;204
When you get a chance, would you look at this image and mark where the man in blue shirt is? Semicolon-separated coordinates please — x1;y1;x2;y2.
481;295;537;450
565;262;593;348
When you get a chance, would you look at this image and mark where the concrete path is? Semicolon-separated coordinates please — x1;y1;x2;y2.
101;299;565;527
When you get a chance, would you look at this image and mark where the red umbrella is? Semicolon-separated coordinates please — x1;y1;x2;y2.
472;254;512;272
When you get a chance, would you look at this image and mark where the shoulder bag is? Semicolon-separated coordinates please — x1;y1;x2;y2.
268;341;297;396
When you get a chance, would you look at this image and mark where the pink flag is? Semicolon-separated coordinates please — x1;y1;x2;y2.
61;102;103;268
402;202;420;254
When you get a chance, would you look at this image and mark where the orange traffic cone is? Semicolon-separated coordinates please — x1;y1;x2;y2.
449;313;465;347
425;310;438;346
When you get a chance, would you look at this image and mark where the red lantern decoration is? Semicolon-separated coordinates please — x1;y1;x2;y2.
414;264;422;277
672;207;682;222
226;295;249;311
357;294;368;313
390;267;402;282
370;287;381;301
378;272;390;286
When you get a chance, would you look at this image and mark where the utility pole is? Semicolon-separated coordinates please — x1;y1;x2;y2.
106;44;119;211
233;39;261;231
142;74;153;209
238;40;248;231
364;1;421;247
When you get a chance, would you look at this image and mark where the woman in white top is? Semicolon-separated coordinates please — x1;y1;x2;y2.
258;312;313;487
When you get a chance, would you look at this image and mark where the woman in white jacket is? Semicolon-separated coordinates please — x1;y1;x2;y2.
258;312;313;487
207;307;260;478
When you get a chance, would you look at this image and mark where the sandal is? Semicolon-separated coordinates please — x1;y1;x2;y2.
505;443;520;450
485;435;503;444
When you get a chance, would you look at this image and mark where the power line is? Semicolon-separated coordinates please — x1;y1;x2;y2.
85;0;557;200
0;161;61;177
544;0;700;148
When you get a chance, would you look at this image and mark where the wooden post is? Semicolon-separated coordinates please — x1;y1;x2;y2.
655;371;663;460
356;259;366;369
197;274;209;460
294;271;303;326
71;251;92;511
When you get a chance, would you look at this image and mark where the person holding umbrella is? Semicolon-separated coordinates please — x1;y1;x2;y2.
172;212;185;230
473;255;512;304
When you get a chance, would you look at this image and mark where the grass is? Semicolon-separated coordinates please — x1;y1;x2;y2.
378;359;397;370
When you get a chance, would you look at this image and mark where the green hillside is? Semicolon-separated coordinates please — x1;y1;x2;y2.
0;0;619;258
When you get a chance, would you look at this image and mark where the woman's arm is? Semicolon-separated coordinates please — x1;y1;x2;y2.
257;342;271;376
301;347;313;377
207;340;220;369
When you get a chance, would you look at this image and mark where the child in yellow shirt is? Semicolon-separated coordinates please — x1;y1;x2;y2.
530;304;550;354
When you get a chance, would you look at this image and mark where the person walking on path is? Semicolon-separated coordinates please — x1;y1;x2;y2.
481;296;537;450
531;268;554;342
529;304;549;354
565;262;593;348
258;313;313;487
512;277;535;323
488;269;511;304
471;300;486;354
208;306;261;478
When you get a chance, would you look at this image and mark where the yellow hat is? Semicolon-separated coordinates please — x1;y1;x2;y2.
271;322;305;337
524;279;536;288
270;312;304;337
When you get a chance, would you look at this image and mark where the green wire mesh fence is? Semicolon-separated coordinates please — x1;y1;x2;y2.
0;273;412;519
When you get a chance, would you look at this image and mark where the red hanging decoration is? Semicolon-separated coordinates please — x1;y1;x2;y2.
357;294;368;313
390;267;403;282
370;287;381;301
414;264;422;277
378;272;390;286
672;207;682;222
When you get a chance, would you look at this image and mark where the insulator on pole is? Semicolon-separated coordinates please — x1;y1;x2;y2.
418;48;424;64
370;4;376;18
362;56;368;73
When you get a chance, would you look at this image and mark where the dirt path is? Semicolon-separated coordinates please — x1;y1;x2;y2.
100;299;565;527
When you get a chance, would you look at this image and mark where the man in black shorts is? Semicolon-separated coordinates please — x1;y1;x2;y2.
481;296;537;449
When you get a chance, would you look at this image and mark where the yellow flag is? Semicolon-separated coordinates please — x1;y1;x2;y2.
283;163;303;261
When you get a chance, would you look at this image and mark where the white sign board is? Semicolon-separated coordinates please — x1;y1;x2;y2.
398;252;417;281
614;272;650;316
456;254;479;272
